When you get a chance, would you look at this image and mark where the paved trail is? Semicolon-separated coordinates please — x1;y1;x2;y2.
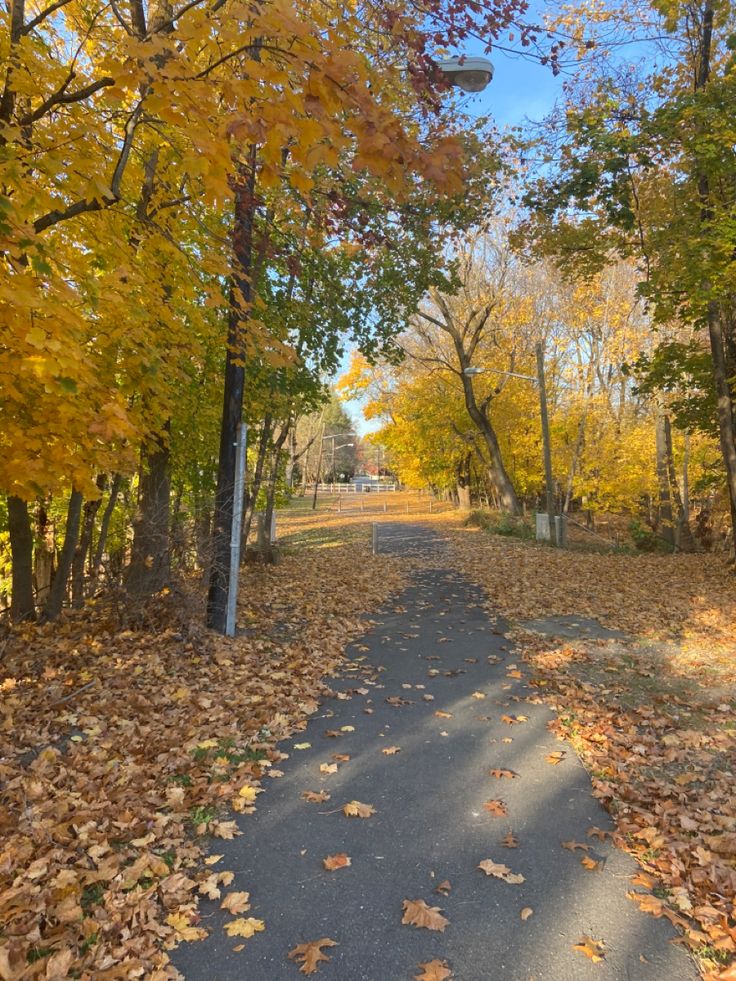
174;524;697;981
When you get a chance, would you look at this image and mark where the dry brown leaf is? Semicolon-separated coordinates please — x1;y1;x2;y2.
483;799;508;817
302;790;330;803
402;898;449;931
434;710;453;719
489;768;517;779
323;853;351;871
520;907;533;921
288;937;338;975
342;800;375;818
478;859;525;884
434;880;451;896
319;762;338;774
221;891;251;915
587;826;610;842
415;959;453;980
382;746;401;755
573;936;605;962
501;832;519;848
546;751;566;764
562;840;589;852
581;855;602;872
471;691;487;699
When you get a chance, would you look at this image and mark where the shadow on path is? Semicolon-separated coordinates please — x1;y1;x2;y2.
172;524;698;980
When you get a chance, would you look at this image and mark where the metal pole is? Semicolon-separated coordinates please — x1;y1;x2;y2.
312;431;325;510
536;341;557;546
226;423;248;637
372;523;377;555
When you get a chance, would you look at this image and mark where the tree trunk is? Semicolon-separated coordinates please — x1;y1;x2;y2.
72;476;104;607
655;410;675;548
126;431;171;597
33;502;54;607
262;423;290;554
456;452;472;511
8;496;36;622
663;416;696;552
90;473;121;587
43;489;83;621
242;414;272;548
459;371;520;514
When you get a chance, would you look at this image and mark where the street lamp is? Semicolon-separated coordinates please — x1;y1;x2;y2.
463;344;559;545
208;55;493;636
437;56;495;93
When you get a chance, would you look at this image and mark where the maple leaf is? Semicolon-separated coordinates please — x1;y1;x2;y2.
342;800;375;818
166;911;208;941
546;751;565;764
302;790;330;803
320;763;338;774
224;917;265;938
573;936;605;962
323;853;351;870
627;891;664;916
415;959;453;980
221;891;251;914
483;799;508;817
401;898;449;931
489;768;517;779
213;821;240;840
581;855;602;872
478;859;525;884
288;938;338;975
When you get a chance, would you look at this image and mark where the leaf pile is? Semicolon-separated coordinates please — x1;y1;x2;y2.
0;541;404;977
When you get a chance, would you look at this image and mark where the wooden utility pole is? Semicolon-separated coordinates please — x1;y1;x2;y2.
536;341;557;546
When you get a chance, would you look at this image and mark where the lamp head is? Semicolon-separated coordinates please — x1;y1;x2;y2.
438;56;494;93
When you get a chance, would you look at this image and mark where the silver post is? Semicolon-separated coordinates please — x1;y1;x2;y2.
226;423;248;637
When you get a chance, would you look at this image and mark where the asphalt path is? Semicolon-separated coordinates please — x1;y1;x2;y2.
173;523;698;981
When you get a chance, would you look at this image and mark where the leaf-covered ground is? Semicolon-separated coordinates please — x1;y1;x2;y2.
443;523;736;980
0;542;405;979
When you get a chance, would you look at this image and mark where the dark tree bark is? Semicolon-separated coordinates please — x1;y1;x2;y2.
8;496;36;622
72;475;105;607
43;489;83;621
90;473;121;587
655;411;675;548
126;430;171;597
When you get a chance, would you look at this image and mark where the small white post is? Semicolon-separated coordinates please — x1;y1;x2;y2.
384;500;387;513
226;423;248;638
372;523;377;555
338;497;341;513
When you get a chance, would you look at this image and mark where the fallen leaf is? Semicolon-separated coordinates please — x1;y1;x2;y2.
483;799;508;817
302;790;330;803
573;936;605;962
471;691;487;700
224;917;265;938
562;840;589;852
323;853;351;871
402;898;449;931
382;746;401;755
213;821;240;840
294;742;311;750
342;800;375;818
166;911;208;941
478;859;525;884
546;751;565;764
434;710;453;719
581;855;602;872
415;959;453;980
288;937;338;974
520;907;533;921
435;880;451;895
501;831;519;848
319;763;338;774
489;768;517;779
221;891;251;914
587;827;610;842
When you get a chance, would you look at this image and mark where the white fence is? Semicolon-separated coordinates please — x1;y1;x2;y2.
308;482;399;494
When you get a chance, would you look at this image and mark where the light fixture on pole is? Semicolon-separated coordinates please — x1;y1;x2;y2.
437;56;494;93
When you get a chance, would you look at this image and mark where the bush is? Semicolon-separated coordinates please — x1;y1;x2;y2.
629;518;661;552
464;510;534;540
